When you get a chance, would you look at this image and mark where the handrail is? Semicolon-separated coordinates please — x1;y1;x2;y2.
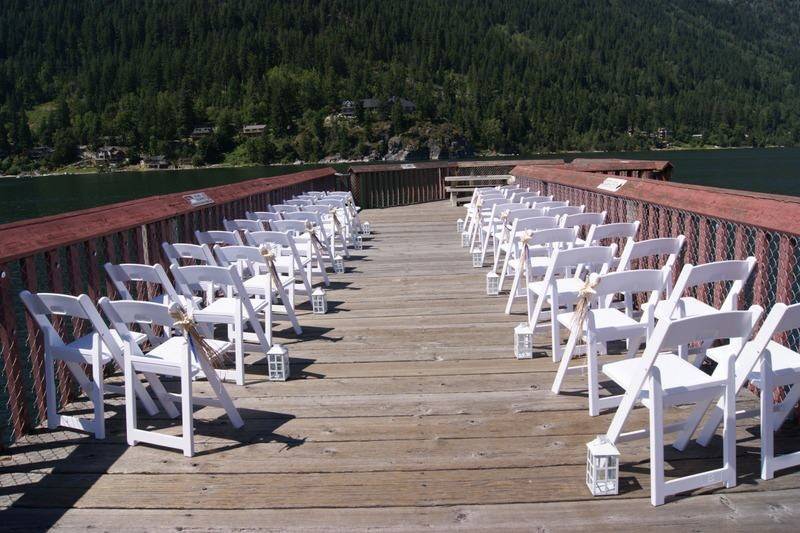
0;167;336;263
511;164;800;235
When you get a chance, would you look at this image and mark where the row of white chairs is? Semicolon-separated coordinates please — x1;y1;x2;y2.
21;189;366;457
462;183;800;505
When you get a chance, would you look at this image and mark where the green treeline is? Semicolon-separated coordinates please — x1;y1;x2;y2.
1;0;800;173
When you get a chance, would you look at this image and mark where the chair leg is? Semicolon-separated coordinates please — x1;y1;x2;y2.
197;351;244;429
91;361;105;439
124;358;138;446
180;361;194;458
234;321;245;386
587;338;600;417
550;303;562;362
760;354;774;480
649;368;665;506
722;355;737;488
45;353;59;430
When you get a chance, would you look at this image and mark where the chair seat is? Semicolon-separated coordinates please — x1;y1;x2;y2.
558;307;644;340
654;297;717;320
194;297;268;321
243;274;293;294
62;329;148;364
136;337;232;375
149;294;202;308
528;278;585;300
707;341;800;386
603;353;726;398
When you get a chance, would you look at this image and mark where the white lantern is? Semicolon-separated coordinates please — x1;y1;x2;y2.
361;221;371;236
354;234;363;250
333;255;345;273
514;322;534;359
267;344;290;381
486;272;499;295
461;231;470;248
457;218;464;233
472;250;483;268
586;435;620;496
312;287;327;314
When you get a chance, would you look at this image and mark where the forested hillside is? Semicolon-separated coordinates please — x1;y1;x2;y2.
1;0;800;172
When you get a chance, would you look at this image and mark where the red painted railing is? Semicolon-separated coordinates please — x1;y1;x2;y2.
348;159;673;208
0;167;338;446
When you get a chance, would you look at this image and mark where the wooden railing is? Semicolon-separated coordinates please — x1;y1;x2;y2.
511;164;800;351
0;167;339;446
348;158;673;208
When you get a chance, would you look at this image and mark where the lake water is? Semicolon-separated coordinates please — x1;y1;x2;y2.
1;147;799;225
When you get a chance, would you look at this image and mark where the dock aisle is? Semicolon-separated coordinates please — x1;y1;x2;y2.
1;201;799;531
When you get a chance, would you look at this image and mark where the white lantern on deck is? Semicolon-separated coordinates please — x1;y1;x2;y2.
586;435;620;496
514;322;534;359
312;287;328;314
361;221;371;236
267;344;290;381
457;218;464;233
333;255;345;273
461;231;470;248
472;250;483;268
486;272;499;295
354;234;363;250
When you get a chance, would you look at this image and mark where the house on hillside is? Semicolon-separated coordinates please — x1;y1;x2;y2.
361;98;382;112
388;96;416;113
140;155;169;169
340;100;356;118
191;126;213;138
93;146;127;165
242;124;267;136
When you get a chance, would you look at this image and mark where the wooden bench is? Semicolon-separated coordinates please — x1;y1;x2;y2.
444;175;513;206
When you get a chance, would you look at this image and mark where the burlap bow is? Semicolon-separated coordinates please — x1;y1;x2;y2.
305;220;327;254
571;274;601;333
259;244;285;293
329;208;343;234
500;210;510;222
169;304;227;368
517;230;534;270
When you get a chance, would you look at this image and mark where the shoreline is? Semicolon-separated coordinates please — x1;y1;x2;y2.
0;144;788;180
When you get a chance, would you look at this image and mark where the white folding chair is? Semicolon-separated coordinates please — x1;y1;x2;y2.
246;211;282;230
527;244;616;362
100;299;243;457
616;236;686;312
245;230;315;297
213;244;303;338
551;267;669;415
171;264;272;385
479;202;519;266
195;230;243;247
491;207;546;272
676;303;800;481
560;211;606;246
271;218;331;283
602;308;762;505
498;216;559;293
162;242;217;269
19;291;169;439
224;218;265;233
286;199;312;207
273;204;300;214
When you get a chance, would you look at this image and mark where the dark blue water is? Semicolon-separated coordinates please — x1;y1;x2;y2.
2;147;799;225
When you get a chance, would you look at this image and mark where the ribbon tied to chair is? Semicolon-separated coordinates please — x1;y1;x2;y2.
169;304;227;368
570;273;601;334
517;229;534;270
305;220;327;254
258;244;286;293
328;208;343;235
